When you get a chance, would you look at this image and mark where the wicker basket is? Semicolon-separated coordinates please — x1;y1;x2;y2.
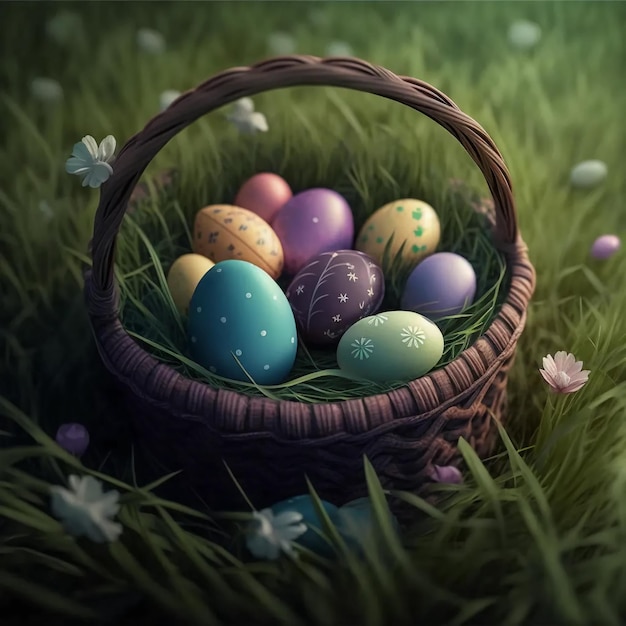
84;56;536;512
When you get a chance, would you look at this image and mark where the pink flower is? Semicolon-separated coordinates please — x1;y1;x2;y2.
539;351;590;394
430;465;463;484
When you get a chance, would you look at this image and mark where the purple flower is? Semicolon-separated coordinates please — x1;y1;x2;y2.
430;464;463;484
539;351;590;394
56;423;90;457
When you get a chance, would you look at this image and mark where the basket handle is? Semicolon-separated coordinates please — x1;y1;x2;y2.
87;55;523;318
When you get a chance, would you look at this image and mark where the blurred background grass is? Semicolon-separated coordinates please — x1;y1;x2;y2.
1;1;626;624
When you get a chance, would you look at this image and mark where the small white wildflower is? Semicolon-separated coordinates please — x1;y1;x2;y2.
308;9;330;27
226;98;269;135
507;20;542;50
65;135;117;188
570;160;608;189
267;32;296;55
38;200;54;220
46;11;84;46
590;234;621;260
50;475;122;543
326;41;353;57
137;28;166;54
232;97;254;116
30;78;64;104
539;351;590;394
246;507;307;560
159;89;181;112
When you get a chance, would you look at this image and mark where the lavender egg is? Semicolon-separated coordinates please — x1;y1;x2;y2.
590;234;621;260
286;250;385;345
272;188;354;276
401;252;477;321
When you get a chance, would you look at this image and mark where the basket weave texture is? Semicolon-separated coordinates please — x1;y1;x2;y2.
84;56;536;511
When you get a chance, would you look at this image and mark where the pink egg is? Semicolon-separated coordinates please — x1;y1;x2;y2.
234;173;293;224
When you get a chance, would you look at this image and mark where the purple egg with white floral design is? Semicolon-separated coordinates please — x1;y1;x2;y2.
286;249;385;346
272;188;354;276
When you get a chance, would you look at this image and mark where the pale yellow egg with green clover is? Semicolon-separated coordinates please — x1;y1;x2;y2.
355;198;441;271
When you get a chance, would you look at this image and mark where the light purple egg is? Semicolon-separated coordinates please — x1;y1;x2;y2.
286;250;385;346
590;234;621;260
400;252;477;321
56;422;90;457
271;188;354;276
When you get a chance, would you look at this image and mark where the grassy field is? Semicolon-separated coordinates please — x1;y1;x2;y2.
1;1;626;624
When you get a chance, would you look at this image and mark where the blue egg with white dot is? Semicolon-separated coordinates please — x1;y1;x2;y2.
188;259;298;384
336;497;400;554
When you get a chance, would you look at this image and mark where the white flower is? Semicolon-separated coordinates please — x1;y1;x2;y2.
65;135;116;188
570;160;608;189
246;508;307;560
137;28;165;54
38;200;54;220
30;78;63;103
46;11;84;46
50;475;122;543
539;351;590;394
232;97;254;116
159;89;181;112
226;98;268;135
507;20;542;50
308;9;330;27
267;32;296;55
326;41;353;57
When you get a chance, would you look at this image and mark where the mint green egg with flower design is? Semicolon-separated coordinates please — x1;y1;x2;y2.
336;310;444;383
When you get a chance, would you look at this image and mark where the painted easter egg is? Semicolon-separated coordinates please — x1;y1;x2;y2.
336;497;400;553
166;253;215;315
285;250;385;346
188;260;297;384
590;234;621;260
55;423;90;458
336;310;444;383
270;495;340;556
400;252;477;321
234;172;293;224
570;160;608;189
355;199;440;269
192;204;284;279
271;188;354;276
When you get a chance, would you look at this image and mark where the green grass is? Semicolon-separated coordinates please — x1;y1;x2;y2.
1;1;626;624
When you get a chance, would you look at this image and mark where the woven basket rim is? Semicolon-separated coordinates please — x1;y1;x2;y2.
84;55;537;438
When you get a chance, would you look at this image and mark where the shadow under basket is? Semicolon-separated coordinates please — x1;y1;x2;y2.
84;56;536;513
